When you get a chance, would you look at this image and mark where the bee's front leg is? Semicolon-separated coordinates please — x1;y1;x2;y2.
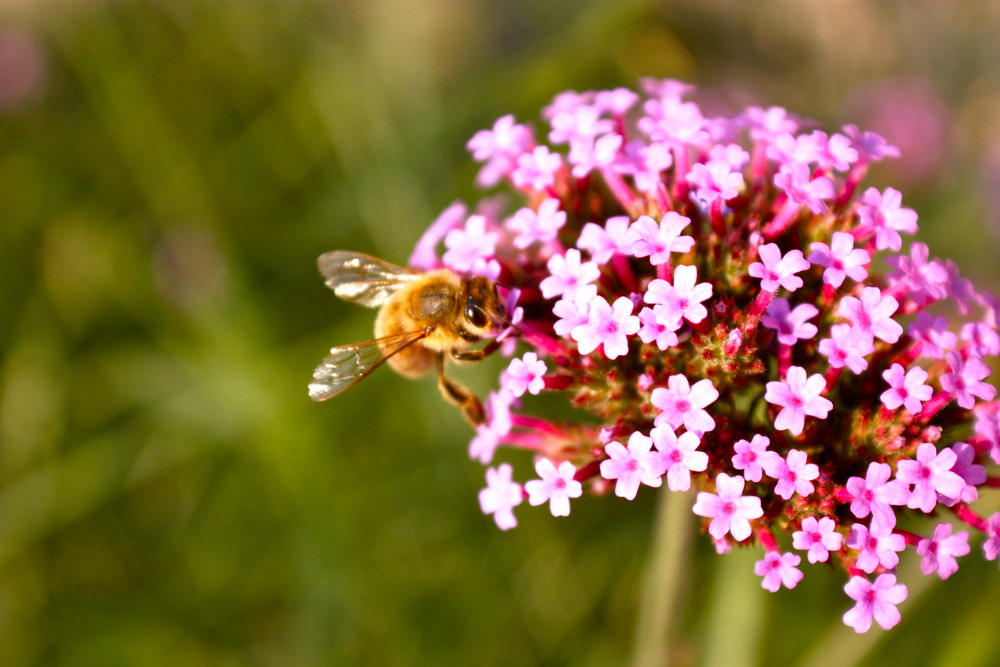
436;352;485;426
451;336;503;362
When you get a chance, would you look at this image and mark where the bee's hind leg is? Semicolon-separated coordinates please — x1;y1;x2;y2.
436;352;485;426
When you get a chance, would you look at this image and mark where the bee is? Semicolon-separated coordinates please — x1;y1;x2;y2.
308;251;510;425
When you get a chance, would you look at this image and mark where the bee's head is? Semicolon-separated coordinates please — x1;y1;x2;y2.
462;276;507;334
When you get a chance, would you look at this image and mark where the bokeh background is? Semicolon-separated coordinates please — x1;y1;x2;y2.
1;1;999;665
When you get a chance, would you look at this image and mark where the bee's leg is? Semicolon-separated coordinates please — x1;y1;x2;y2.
436;352;485;426
451;337;503;362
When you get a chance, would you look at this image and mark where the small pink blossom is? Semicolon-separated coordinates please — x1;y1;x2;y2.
755;551;804;592
643;264;714;325
692;473;764;542
506;198;566;249
748;243;810;293
651;374;719;434
940;351;997;410
856;186;918;252
846;524;906;573
686;159;745;205
792;516;843;563
762;448;819;500
895;442;965;513
844;462;909;532
907;312;957;360
552;284;597;337
512;145;563;191
540;249;600;300
571;295;640;360
764;366;833;436
467;114;534;187
636;306;680;350
525;459;582;517
774;160;835;214
983;513;1000;561
837;286;903;345
880;363;932;414
808;232;870;288
916;523;970;579
599;431;663;500
443;214;500;277
842;574;908;633
649;425;708;492
818;323;873;374
624;212;695;265
731;434;773;483
577;216;631;264
479;464;523;531
761;298;819;345
505;352;547;397
941;442;986;505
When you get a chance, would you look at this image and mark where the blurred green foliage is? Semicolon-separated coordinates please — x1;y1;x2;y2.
0;1;998;665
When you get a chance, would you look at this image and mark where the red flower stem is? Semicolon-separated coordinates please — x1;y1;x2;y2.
918;392;953;422
984;477;1000;489
951;504;987;532
613;254;640;294
762;200;801;240
573;460;602;483
710;198;726;237
837;161;869;207
601;166;639;214
755;525;779;552
743;289;775;338
543;375;575;391
894;529;923;547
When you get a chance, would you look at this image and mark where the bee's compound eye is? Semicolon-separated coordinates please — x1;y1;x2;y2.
464;303;489;328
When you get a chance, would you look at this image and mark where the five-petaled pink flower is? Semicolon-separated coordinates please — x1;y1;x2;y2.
895;443;966;514
764;366;833;436
571;295;640;359
599;431;663;500
844;462;909;532
651;374;720;434
692;473;764;542
643;264;714;325
847;523;906;573
625;212;695;265
842;574;908;633
940;351;997;410
880;363;933;414
506;352;547;397
792;516;843;563
748;243;810;293
808;231;870;288
525;458;582;517
761;298;819;345
479;464;523;530
755;551;804;592
762;449;819;500
916;523;970;580
650;425;708;492
837;286;903;345
731;434;773;483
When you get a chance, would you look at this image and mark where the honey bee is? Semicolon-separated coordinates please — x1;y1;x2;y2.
308;251;509;425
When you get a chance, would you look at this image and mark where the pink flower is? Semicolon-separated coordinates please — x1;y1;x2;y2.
982;513;1000;562
940;351;997;409
895;443;965;513
792;516;843;563
837;286;903;345
468;389;515;464
512;145;563;191
571;295;640;359
692;473;764;542
686;159;745;204
467;114;533;187
479;464;523;530
599;431;664;500
880;363;932;414
731;434;773;483
624;212;695;265
577;215;631;264
755;551;804;592
552;284;597;337
774;160;835;214
540;249;600;299
856;186;918;252
443;214;500;277
762;449;819;500
844;462;909;532
764;366;833;436
525;458;582;517
916;523;970;579
761;298;819;345
818;323;872;374
636;306;681;350
651;374;719;434
842;574;908;633
941;442;986;505
506;352;547;397
649;425;708;492
847;524;906;573
808;231;870;288
506;198;566;249
748;243;810;293
643;264;714;325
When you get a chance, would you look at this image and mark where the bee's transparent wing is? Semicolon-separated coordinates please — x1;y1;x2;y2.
318;250;419;308
308;328;430;401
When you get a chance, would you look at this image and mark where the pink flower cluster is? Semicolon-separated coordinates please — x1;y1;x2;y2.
417;80;1000;633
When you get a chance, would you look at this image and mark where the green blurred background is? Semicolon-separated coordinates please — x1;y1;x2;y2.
1;1;999;665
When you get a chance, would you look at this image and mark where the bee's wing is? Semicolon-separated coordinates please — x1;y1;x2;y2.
318;250;420;308
308;328;431;401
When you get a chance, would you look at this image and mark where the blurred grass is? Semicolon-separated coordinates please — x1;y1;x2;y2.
0;0;998;665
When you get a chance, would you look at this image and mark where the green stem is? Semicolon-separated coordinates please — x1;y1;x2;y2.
631;488;694;667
